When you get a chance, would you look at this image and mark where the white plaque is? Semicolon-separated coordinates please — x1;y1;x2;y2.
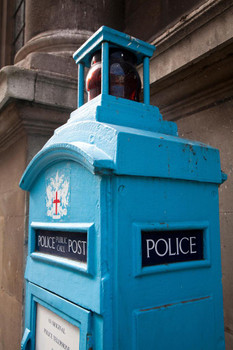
35;304;80;350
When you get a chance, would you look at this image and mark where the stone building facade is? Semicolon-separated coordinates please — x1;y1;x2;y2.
0;0;232;349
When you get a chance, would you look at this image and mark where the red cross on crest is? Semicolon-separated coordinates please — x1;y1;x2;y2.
53;191;60;215
46;170;70;220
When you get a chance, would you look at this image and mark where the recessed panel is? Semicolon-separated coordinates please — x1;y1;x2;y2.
134;297;215;350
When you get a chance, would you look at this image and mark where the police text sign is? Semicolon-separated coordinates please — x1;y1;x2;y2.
141;229;203;267
35;230;87;263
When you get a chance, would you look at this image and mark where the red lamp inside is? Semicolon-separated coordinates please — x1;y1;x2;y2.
86;48;141;102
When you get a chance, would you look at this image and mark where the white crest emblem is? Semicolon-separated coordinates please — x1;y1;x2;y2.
46;170;70;219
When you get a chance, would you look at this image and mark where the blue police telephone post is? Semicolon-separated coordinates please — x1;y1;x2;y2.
20;26;226;349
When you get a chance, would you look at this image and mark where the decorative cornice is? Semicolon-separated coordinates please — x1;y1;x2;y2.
0;66;77;111
0;104;25;152
145;0;233;120
150;40;233;120
150;0;233;55
0;101;72;153
147;0;233;85
0;66;78;152
160;75;233;121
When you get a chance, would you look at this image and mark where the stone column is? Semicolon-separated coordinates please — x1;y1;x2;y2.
14;0;124;77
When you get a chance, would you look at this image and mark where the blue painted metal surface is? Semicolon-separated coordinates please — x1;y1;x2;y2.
77;63;84;107
101;42;109;96
143;56;150;105
20;26;226;349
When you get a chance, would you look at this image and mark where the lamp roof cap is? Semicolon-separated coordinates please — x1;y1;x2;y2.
73;26;155;67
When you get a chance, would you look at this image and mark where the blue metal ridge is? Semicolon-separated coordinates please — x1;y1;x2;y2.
68;94;177;136
19;88;224;188
20;119;223;188
114;130;223;184
73;26;155;67
19;142;115;191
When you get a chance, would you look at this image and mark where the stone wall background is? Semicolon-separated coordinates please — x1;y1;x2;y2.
0;0;232;349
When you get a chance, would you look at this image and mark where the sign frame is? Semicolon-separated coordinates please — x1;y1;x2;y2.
141;229;204;267
23;282;91;350
133;221;211;277
29;222;95;276
35;230;88;264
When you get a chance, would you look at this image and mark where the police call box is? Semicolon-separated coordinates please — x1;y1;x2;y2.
20;26;226;350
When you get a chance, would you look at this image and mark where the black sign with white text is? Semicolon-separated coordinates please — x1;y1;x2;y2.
35;230;87;263
141;229;203;267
